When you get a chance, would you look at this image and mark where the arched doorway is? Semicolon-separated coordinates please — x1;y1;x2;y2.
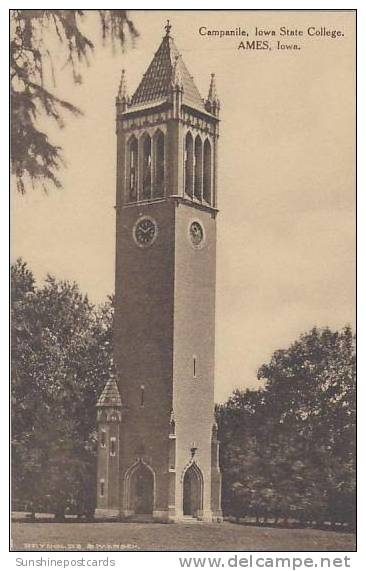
183;463;203;517
128;461;154;515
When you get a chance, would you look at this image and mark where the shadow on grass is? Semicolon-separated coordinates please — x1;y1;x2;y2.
12;514;355;534
11;513;172;525
225;516;355;534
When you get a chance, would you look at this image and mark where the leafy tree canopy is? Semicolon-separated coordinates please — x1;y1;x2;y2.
11;258;114;516
217;326;356;528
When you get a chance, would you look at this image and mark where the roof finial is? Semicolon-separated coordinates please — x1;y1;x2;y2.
172;55;183;89
205;72;220;115
117;69;128;101
208;73;218;102
165;19;172;36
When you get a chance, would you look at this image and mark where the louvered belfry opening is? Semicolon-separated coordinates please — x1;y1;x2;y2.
185;132;194;198
203;139;212;204
141;134;152;200
128;135;138;202
154;130;165;198
194;135;203;201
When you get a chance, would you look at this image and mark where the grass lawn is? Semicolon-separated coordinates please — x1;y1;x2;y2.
11;521;356;552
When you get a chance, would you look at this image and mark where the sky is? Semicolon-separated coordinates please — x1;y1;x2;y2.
11;10;356;402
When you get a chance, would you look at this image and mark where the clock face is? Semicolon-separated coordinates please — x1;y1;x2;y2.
189;221;205;247
133;216;158;247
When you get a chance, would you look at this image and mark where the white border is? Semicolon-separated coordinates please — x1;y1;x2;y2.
3;1;363;568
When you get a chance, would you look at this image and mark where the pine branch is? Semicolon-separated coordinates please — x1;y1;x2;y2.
10;9;138;194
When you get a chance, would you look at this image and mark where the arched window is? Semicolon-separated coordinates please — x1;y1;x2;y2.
110;437;116;456
194;136;203;201
100;430;106;448
153;130;165;198
142;134;152;200
128;136;138;202
203;139;212;204
193;355;197;379
184;132;194;198
169;410;176;436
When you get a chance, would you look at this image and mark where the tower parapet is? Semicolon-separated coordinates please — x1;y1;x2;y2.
205;73;220;117
114;21;220;210
116;69;129;113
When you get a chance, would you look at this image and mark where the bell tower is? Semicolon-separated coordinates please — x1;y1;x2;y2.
96;21;222;522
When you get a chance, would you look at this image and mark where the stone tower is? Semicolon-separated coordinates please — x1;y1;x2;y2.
96;21;222;522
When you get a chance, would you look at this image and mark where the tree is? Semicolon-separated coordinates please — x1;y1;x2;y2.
258;326;356;525
11;10;138;194
216;326;356;528
11;259;114;517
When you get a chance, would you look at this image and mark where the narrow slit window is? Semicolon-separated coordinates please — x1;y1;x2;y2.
100;480;105;497
100;430;106;448
193;356;197;379
110;437;116;456
140;385;145;406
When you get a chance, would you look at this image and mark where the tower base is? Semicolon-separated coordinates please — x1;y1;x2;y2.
94;507;222;523
211;510;224;523
94;508;120;520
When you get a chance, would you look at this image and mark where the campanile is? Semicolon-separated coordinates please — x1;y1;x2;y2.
96;21;222;522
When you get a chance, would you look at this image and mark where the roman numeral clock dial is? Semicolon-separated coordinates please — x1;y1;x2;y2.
133;216;158;248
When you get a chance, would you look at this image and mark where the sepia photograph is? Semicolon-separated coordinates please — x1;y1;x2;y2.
10;9;356;552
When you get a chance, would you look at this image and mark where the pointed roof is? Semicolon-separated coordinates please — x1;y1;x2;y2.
129;24;205;113
117;69;128;101
207;73;219;105
97;377;122;408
